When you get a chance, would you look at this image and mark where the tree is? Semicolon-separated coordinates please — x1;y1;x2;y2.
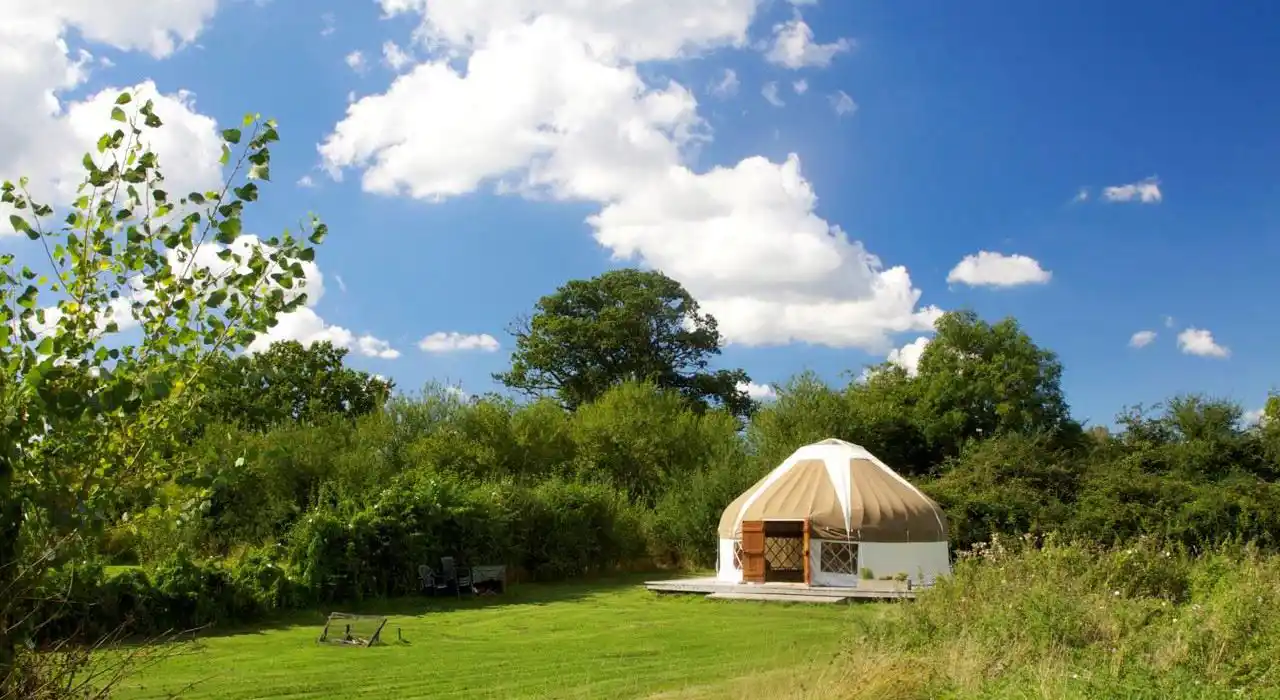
199;340;392;430
912;310;1079;460
0;93;323;682
494;269;754;417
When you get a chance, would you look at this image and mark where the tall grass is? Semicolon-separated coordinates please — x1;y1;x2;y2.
816;535;1280;699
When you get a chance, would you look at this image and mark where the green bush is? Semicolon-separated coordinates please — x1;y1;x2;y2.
284;473;648;601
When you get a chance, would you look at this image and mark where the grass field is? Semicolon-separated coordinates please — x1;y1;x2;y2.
112;575;872;700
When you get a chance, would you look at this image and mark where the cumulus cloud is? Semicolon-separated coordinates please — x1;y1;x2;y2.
946;252;1052;288
886;336;930;377
764;13;852;69
792;79;808;95
737;381;777;401
1103;177;1161;204
1177;328;1229;359
0;2;219;224
321;2;939;351
418;332;501;353
1129;330;1156;348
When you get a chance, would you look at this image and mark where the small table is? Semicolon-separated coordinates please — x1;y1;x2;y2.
471;565;507;595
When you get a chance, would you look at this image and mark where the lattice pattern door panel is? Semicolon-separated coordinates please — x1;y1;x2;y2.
764;537;804;572
820;541;858;575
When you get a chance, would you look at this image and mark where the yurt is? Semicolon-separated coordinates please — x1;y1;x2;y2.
716;439;951;587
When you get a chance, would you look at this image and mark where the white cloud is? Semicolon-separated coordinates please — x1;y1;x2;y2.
382;41;413;71
322;2;940;351
1176;328;1229;359
946;251;1052;288
1128;330;1156;348
737;381;777;401
829;90;856;116
764;13;852;69
710;68;739;98
345;50;367;72
297;174;317;188
886;336;930;377
170;234;397;358
761;81;784;107
1103;177;1161;204
0;1;225;234
320;12;336;37
792;79;808;95
1243;407;1266;427
244;308;397;359
1072;187;1089;203
1163;315;1176;328
418;332;501;353
376;0;756;62
3;79;225;235
356;335;401;359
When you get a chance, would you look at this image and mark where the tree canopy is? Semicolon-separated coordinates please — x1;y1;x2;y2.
199;340;392;430
912;309;1080;459
494;268;754;417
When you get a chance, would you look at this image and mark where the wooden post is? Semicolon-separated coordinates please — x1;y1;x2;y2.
802;520;811;586
741;521;766;584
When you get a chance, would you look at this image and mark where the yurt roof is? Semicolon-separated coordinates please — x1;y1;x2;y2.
717;438;947;543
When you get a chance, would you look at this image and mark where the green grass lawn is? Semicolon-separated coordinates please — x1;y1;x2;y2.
112;575;872;700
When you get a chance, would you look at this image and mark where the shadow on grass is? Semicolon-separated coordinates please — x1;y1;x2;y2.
186;570;675;642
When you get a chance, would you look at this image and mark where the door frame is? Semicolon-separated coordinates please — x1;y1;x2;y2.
740;520;766;584
803;519;812;586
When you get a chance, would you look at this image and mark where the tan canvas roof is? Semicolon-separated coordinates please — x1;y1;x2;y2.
717;439;947;543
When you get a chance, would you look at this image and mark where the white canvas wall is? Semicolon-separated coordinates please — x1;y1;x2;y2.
715;538;743;583
717;537;951;587
858;541;951;584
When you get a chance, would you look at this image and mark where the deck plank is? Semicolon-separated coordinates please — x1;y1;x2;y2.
644;577;916;601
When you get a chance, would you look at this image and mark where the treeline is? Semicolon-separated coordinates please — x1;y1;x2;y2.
25;300;1276;642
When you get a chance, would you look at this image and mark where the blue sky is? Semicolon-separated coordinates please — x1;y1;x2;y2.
4;0;1278;428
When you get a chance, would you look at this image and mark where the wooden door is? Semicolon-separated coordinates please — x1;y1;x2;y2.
802;520;812;586
741;520;766;584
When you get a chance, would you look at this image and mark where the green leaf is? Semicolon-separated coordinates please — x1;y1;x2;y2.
9;215;37;241
35;337;53;356
220;144;231;166
221;128;242;144
216;218;242;244
115;92;132;105
206;289;228;308
16;285;37;308
111;106;127;122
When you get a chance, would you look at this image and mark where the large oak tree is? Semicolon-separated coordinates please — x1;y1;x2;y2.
495;269;755;417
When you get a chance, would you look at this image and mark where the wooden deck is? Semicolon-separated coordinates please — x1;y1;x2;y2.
644;576;916;603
